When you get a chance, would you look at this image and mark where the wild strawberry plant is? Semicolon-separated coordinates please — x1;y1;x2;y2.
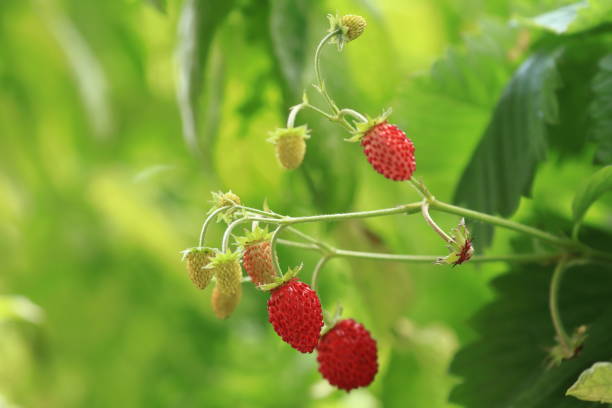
182;11;612;403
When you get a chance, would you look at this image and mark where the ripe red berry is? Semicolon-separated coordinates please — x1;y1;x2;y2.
361;121;415;181
317;319;378;391
267;278;323;353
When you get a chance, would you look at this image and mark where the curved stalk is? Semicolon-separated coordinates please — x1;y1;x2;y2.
198;205;231;247
222;216;278;252
421;201;453;243
429;200;575;248
339;108;367;123
287;104;303;128
311;255;332;290
314;30;341;113
270;225;287;276
550;257;572;356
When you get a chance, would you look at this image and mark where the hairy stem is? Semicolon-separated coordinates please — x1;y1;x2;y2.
276;202;422;225
314;30;341;113
549;257;572;356
430;200;575;248
277;238;561;264
421;201;453;244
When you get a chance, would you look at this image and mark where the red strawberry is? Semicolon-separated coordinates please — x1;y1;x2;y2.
237;227;277;286
267;278;323;353
317;319;378;391
360;121;415;181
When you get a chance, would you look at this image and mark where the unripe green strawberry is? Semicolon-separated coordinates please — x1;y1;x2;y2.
209;190;242;223
327;13;367;50
211;285;241;319
237;227;277;286
208;250;242;295
340;15;366;41
181;247;215;290
267;126;311;170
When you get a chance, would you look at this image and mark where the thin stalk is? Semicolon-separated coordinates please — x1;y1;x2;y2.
198;205;231;247
276;239;319;251
421;201;453;243
430;200;575;248
550;257;572;356
286;104;303;128
285;226;334;253
276;202;422;225
276;238;561;265
222;216;278;252
339;108;367;123
311;255;332;290
270;225;287;276
314;30;341;113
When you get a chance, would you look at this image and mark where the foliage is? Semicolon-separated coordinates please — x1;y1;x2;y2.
1;0;612;407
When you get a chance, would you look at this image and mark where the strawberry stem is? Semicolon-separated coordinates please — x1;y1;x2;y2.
198;205;231;247
549;256;573;359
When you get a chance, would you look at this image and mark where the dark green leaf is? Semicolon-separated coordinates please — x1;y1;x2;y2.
176;0;235;157
449;227;612;407
454;49;563;247
591;54;612;164
567;362;612;403
520;0;612;35
572;165;612;228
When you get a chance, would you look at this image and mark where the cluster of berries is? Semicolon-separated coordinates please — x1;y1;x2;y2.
269;113;416;182
183;195;378;391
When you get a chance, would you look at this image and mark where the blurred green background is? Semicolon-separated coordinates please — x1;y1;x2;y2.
1;0;611;407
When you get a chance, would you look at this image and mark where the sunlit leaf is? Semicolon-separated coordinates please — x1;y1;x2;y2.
454;48;563;247
567;362;612;403
519;0;612;35
572;165;612;229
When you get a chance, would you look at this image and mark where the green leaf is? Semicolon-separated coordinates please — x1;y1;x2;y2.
520;0;612;35
145;0;166;13
572;165;612;228
449;225;612;408
567;362;612;403
591;54;612;164
269;0;309;103
176;0;235;156
454;48;563;247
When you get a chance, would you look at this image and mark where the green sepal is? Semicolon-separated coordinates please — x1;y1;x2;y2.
327;13;367;51
435;218;475;266
321;304;344;336
267;125;311;145
548;325;588;367
208;190;243;223
205;249;242;269
235;226;273;249
180;246;216;262
257;264;303;291
345;108;392;142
